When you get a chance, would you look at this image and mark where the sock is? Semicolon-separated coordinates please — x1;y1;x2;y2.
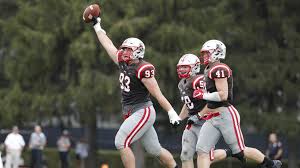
225;148;232;157
261;157;274;168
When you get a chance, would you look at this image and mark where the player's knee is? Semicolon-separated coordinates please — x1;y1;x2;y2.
196;146;210;155
197;148;209;159
144;145;161;157
180;150;194;161
114;133;125;150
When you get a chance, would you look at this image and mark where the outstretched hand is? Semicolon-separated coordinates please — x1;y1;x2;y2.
168;109;181;127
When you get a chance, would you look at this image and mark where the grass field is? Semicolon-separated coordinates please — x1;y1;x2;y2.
16;148;289;168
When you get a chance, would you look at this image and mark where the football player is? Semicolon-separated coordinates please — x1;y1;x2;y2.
85;14;181;168
193;40;282;168
177;54;232;168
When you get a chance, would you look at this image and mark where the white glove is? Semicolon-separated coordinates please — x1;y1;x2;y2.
93;17;106;34
168;109;181;126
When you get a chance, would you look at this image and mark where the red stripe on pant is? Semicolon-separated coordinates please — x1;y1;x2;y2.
209;148;214;161
230;106;245;148
124;107;151;148
228;106;245;151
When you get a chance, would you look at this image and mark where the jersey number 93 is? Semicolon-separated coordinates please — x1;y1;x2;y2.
119;73;130;92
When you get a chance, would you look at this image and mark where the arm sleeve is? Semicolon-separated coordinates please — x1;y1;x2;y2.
136;64;155;79
208;64;232;79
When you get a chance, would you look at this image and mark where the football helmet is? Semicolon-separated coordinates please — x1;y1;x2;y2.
117;37;145;63
200;40;226;65
177;54;200;79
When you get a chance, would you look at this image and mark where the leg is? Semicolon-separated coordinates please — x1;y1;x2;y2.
60;152;68;168
180;125;200;168
182;161;194;168
196;121;221;168
12;151;20;168
5;152;12;168
115;107;155;168
197;153;210;168
244;147;282;168
140;126;177;168
244;147;264;163
226;106;281;168
31;150;36;168
221;106;246;154
211;149;227;163
119;148;135;168
158;148;177;168
36;150;42;168
65;152;69;168
63;152;69;168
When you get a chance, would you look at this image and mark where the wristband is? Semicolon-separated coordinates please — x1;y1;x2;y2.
93;23;106;34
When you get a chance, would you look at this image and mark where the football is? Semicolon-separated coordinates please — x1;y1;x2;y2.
83;4;101;23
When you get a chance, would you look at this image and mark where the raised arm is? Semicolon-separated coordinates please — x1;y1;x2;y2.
83;5;119;64
93;18;118;64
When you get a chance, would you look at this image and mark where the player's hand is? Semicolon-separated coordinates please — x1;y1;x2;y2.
92;16;101;26
193;89;205;99
168;109;181;126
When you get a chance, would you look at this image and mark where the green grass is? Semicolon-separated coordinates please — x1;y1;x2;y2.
19;148;289;168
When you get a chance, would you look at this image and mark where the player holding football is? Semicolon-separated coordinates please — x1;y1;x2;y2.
177;54;232;168
83;6;181;168
193;39;282;168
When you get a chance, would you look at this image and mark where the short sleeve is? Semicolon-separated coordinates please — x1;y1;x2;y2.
136;64;155;79
208;64;232;79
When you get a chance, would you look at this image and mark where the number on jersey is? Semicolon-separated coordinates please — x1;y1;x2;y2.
215;70;225;78
181;96;194;109
119;73;130;92
144;69;155;78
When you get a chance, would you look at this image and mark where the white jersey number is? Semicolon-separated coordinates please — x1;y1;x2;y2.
216;70;225;78
119;73;130;92
181;96;194;109
144;69;155;78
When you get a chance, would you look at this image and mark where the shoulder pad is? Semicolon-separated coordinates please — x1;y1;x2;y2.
208;63;232;79
136;63;155;79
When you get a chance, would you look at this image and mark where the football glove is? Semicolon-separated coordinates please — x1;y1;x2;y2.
168;109;181;126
